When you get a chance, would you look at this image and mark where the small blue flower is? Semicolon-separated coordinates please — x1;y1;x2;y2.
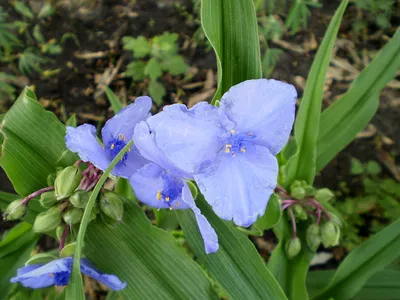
130;121;219;254
143;79;297;227
65;97;152;179
10;257;126;290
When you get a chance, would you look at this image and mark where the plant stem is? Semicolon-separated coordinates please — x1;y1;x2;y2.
21;186;55;205
59;224;70;253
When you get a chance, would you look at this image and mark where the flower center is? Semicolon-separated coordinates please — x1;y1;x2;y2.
156;173;183;210
223;130;256;156
106;133;130;162
53;271;71;286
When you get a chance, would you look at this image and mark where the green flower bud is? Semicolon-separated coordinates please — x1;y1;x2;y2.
33;204;66;233
69;190;90;208
47;173;57;186
39;191;58;208
54;166;82;200
63;207;83;225
315;188;335;202
286;237;301;259
56;224;65;241
306;224;321;251
291;187;306;200
25;253;58;265
100;191;124;221
60;242;76;258
321;221;340;248
293;204;308;220
305;186;317;197
3;199;27;220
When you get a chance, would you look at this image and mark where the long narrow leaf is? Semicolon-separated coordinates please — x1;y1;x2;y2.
286;0;348;185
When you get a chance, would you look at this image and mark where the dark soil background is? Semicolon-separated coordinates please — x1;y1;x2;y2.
0;0;399;287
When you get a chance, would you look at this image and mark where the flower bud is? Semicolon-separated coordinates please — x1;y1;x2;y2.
286;237;301;259
39;191;58;208
60;242;76;258
56;224;65;241
100;191;124;221
305;186;316;197
47;173;57;186
69;190;90;208
315;188;335;202
321;221;340;248
33;204;65;233
306;224;321;251
293;204;308;220
3;199;27;220
63;207;83;225
54;166;82;200
291;187;305;200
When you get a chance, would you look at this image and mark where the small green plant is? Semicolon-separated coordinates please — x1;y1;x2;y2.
285;0;322;34
0;73;17;106
122;32;189;105
0;8;21;59
336;157;400;250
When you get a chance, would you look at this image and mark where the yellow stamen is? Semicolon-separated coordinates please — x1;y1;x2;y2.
110;144;115;149
165;196;170;202
118;133;124;139
50;273;54;277
240;148;246;153
156;190;162;200
230;129;235;134
225;147;231;153
169;207;174;211
127;148;131;152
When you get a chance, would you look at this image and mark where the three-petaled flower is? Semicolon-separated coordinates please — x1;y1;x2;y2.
11;257;126;290
140;79;296;227
65;96;152;179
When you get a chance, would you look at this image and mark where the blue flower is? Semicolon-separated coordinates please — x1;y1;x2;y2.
10;257;126;290
65;97;152;179
142;79;297;227
130;121;219;254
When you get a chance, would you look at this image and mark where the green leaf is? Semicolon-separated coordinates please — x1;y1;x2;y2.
84;198;219;299
201;0;262;104
144;58;163;80
177;196;287;300
313;218;400;300
13;1;34;20
105;87;123;114
151;32;179;57
122;36;151;58
350;157;364;175
307;269;400;300
0;223;39;295
248;194;282;236
148;80;166;106
125;61;146;81
316;29;400;172
18;50;51;76
286;0;348;186
161;55;189;75
67;141;134;299
366;160;381;176
0;88;78;196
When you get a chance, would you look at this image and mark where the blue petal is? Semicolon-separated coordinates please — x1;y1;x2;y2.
112;145;149;179
194;145;278;227
147;102;233;174
133;121;192;179
80;259;127;291
17;264;42;276
10;258;72;289
101;96;152;147
129;163;170;209
220;79;297;155
182;183;219;254
65;125;109;171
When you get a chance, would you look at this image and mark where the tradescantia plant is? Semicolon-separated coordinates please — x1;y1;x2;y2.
1;0;400;299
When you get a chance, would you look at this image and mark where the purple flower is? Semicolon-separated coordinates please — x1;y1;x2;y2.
143;79;296;227
10;257;126;290
65;97;152;179
130;121;219;254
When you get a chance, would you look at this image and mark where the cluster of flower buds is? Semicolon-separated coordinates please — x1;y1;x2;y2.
277;180;341;259
2;161;125;253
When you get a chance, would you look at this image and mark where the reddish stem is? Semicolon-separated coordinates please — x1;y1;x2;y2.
82;163;94;175
21;186;55;205
309;199;331;220
316;207;322;225
85;173;102;191
59;224;70;253
288;207;297;239
73;159;82;167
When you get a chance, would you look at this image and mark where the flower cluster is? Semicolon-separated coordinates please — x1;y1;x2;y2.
65;78;297;254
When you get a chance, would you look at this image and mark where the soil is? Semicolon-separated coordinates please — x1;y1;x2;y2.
0;0;399;277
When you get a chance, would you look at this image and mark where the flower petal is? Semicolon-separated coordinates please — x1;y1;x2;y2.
10;258;72;289
194;145;278;227
182;183;219;254
16;264;42;276
220;79;297;155
65;125;109;171
147;102;232;174
112;145;149;179
80;259;126;291
133;121;192;179
129;163;170;209
101;96;152;147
